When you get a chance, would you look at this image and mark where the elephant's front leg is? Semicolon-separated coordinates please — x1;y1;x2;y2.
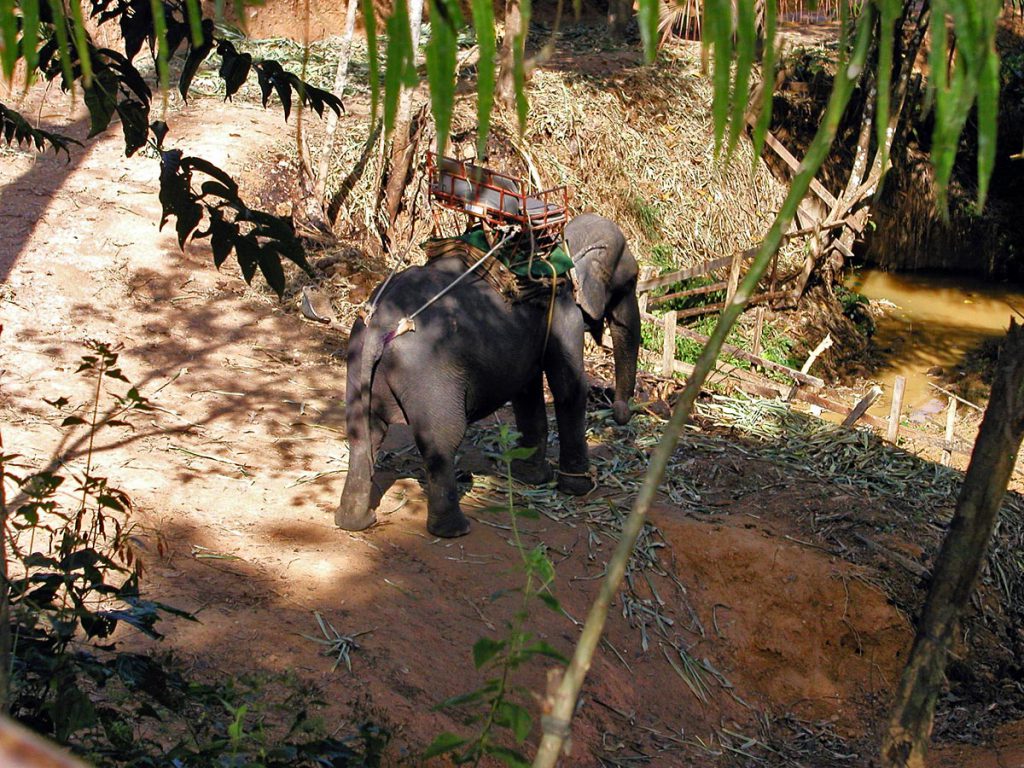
546;309;595;496
607;289;641;425
510;373;554;485
410;406;471;539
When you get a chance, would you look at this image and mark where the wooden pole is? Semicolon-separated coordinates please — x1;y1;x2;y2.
887;375;907;443
725;249;743;307
942;396;958;466
661;311;677;377
842;385;883;428
752;306;766;360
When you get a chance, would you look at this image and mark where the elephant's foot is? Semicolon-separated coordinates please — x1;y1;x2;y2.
427;508;472;538
511;457;554;486
557;469;596;496
613;399;633;425
335;503;377;531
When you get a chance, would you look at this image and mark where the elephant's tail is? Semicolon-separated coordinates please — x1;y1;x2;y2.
357;321;389;480
335;318;389;530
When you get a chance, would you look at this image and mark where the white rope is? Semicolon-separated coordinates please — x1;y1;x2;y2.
406;230;516;322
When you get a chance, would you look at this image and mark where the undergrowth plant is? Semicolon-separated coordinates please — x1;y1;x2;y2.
1;341;391;766
424;426;566;767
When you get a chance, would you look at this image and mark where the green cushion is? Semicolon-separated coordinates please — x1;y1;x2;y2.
456;228;573;279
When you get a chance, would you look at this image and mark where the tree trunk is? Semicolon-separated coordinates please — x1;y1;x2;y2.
381;0;425;244
607;0;632;38
496;0;522;109
882;320;1024;768
314;0;359;203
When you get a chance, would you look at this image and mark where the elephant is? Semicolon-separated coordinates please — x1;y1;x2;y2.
563;213;641;425
336;252;594;539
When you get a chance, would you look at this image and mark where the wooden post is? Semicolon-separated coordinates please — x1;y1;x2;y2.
886;375;907;443
751;306;766;360
942;396;958;466
662;311;677;377
725;249;743;307
842;385;882;428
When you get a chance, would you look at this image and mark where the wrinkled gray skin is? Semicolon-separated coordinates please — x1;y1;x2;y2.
337;256;593;538
564;213;641;425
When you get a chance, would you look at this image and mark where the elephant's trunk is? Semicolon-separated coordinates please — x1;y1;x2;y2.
609;292;641;425
336;323;387;530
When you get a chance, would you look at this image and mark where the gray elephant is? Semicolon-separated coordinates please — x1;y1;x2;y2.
564;213;641;425
336;250;593;538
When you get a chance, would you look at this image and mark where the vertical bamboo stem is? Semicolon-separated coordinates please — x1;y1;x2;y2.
751;306;766;360
661;311;677;377
887;375;907;443
942;396;958;466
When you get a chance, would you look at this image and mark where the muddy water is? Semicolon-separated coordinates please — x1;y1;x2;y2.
845;269;1024;416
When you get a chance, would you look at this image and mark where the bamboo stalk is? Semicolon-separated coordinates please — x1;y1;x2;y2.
942;396;958;467
531;12;875;765
887;375;907;443
661;310;677;377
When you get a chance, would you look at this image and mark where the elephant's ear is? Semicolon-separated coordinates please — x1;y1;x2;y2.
575;265;610;330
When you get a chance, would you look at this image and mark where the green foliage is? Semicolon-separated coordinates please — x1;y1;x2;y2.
648;243;675;272
158;149;315;296
1;343;391;765
628;196;663;239
424;425;566;766
425;0;463;156
0;102;80;156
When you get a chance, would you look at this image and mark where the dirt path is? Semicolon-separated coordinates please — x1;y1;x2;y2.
1;93;1019;766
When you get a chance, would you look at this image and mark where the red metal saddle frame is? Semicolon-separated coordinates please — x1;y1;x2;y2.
426;152;569;245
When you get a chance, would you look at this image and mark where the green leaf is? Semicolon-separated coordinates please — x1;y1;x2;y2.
504;445;536;461
705;0;731;154
382;0;415;135
20;0;41;82
472;636;505;669
67;0;92;87
47;0;74;93
536;591;561;612
148;0;170;94
436;681;498;709
488;745;530;768
495;701;532;742
258;246;287;297
725;0;755;156
470;0;495;158
750;0;775;162
0;0;17;81
425;0;462;156
83;67;119;138
510;506;539;519
637;0;657;65
512;0;531;134
524;640;568;664
422;732;467;759
974;15;999;212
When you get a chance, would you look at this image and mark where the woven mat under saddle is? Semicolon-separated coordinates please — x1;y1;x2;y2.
423;236;570;303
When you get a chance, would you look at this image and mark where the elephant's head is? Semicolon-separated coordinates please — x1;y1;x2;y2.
565;214;641;425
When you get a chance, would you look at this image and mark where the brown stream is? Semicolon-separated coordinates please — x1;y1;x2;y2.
845;269;1024;416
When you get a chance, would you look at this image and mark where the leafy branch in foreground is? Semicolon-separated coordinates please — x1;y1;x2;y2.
424;426;566;767
0;103;81;157
2;341;192;744
158;149;316;297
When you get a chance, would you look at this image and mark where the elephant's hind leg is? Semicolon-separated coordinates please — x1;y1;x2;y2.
409;396;471;538
510;373;555;485
336;415;386;531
